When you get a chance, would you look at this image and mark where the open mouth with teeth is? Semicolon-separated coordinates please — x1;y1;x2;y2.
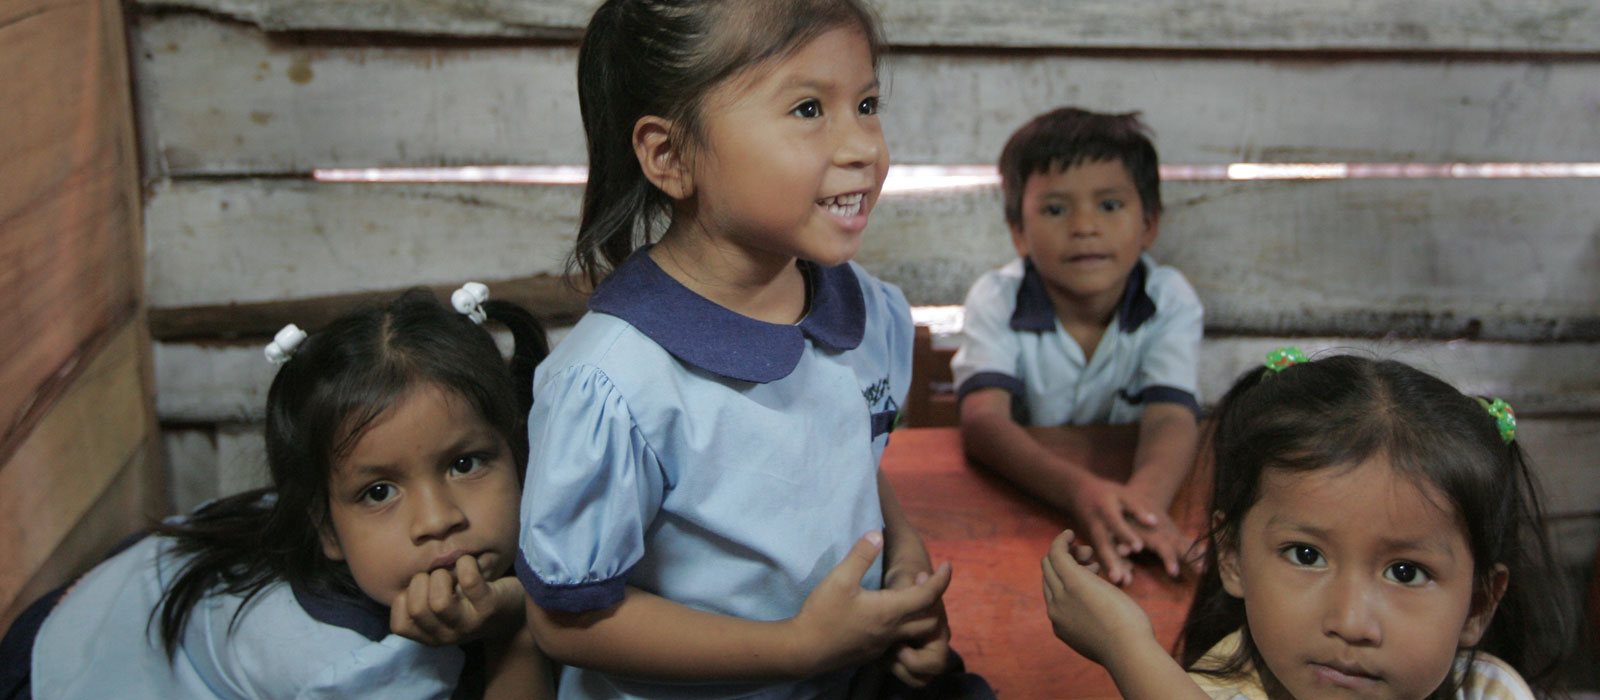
818;192;865;217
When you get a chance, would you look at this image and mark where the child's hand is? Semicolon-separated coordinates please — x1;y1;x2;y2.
882;569;952;688
1040;529;1154;667
1065;475;1171;585
790;532;953;675
391;554;526;647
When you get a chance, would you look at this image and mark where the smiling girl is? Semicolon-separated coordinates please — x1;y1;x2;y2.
514;1;957;699
1041;352;1570;700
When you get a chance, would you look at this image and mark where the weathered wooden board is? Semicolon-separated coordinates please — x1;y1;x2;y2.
1;445;159;633
0;323;155;624
1;0;144;456
154;335;1600;422
145;179;1600;341
133;14;1600;175
134;0;1600;52
163;425;274;514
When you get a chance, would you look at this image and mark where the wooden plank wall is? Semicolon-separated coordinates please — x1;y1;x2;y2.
129;0;1599;671
0;0;163;631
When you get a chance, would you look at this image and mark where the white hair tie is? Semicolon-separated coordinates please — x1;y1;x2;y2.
264;323;307;365
452;282;490;324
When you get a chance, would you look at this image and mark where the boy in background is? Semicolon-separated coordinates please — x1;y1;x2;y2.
953;107;1202;585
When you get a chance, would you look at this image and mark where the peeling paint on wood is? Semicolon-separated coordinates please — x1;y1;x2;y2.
133;0;1600;52
133;15;1600;175
155;335;1600;421
145;179;1600;341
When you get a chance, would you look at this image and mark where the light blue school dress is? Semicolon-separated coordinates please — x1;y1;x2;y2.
516;251;913;700
951;254;1203;426
28;534;473;699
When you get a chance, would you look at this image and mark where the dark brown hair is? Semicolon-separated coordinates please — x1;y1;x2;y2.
1180;355;1571;698
998;107;1161;228
569;0;885;287
153;289;548;656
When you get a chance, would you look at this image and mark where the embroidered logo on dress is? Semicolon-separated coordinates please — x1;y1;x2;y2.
863;377;900;438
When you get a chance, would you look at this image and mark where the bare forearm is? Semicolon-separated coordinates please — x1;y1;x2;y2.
1103;638;1213;700
484;622;556;700
1126;406;1198;509
960;406;1091;512
878;470;932;584
528;588;812;682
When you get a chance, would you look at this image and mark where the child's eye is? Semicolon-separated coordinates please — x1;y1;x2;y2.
1279;544;1326;568
358;483;395;505
858;96;879;116
790;99;822;119
1099;199;1124;213
449;454;488;476
1042;204;1065;217
1384;562;1432;587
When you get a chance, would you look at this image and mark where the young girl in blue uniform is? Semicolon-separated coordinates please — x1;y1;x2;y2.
514;1;958;699
1;287;553;699
1042;351;1572;700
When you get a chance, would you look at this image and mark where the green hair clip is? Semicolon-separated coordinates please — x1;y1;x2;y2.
1263;346;1308;373
1476;397;1517;444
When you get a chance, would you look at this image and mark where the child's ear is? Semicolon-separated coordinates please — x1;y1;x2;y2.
320;524;346;562
1008;224;1030;259
1459;563;1508;647
1139;213;1160;251
633;115;694;200
1214;511;1245;598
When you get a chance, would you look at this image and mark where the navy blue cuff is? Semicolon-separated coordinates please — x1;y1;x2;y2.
955;372;1024;403
515;548;628;613
1120;385;1201;417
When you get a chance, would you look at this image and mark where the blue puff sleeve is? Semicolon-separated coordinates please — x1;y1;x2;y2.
516;364;664;613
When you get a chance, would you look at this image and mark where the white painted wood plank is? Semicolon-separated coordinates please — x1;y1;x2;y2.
133;15;1600;174
134;0;1600;51
145;179;1600;340
144;180;577;308
155;336;1600;421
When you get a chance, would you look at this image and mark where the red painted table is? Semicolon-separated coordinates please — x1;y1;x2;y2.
880;427;1207;700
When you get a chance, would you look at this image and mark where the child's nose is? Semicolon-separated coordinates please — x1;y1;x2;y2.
1067;208;1098;236
832;119;883;169
411;484;468;543
1321;575;1383;646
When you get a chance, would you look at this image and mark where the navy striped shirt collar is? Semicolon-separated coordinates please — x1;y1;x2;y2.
588;249;866;384
1010;256;1157;333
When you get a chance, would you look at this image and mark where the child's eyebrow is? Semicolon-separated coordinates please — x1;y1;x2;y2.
777;76;879;96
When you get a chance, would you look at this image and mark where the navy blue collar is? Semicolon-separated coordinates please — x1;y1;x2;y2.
1010;257;1157;333
588;250;866;384
291;580;390;642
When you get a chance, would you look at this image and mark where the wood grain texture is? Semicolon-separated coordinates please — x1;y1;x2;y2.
0;444;160;633
133;0;1600;51
0;323;155;623
144;179;1600;341
1;0;145;454
132;15;1600;175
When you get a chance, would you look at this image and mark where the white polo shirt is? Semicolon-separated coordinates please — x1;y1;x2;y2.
951;254;1202;426
517;250;912;700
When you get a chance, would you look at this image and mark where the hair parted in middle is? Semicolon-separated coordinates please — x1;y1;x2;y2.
998;107;1162;229
1178;354;1571;697
151;289;548;657
569;0;885;288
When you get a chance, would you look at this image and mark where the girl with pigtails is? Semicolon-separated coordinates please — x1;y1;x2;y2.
1042;350;1571;700
1;286;553;700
